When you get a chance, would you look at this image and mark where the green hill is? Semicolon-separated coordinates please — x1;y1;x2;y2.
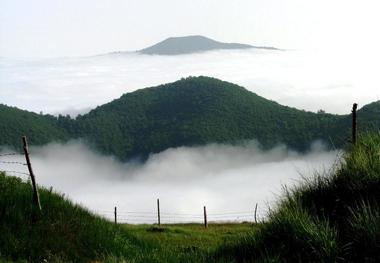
1;76;380;159
0;104;69;149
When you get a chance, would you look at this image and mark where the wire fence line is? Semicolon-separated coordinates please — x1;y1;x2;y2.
95;208;266;224
0;152;23;157
0;160;27;165
0;151;30;179
1;149;266;225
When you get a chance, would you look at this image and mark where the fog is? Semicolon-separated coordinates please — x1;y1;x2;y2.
0;141;340;223
1;48;379;116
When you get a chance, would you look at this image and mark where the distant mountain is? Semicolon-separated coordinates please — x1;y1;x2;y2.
138;35;278;55
1;77;379;160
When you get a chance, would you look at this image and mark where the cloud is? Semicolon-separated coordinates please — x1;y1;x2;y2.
0;49;379;116
0;141;340;223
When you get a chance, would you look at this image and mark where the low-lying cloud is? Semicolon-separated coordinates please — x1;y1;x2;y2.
0;141;340;223
1;49;379;116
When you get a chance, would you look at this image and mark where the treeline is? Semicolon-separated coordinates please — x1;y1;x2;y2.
1;77;380;159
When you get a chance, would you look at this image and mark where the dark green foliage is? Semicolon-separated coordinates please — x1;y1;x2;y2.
1;77;380;160
216;133;380;262
0;105;69;151
62;76;380;159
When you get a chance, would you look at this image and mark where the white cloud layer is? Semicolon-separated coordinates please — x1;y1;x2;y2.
1;49;379;116
0;141;339;223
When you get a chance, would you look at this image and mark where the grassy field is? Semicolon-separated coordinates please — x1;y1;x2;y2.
123;223;256;258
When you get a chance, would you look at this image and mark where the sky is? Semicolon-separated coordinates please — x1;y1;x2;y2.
1;0;380;57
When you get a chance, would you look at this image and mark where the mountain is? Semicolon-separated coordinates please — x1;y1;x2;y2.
138;35;278;55
1;77;379;160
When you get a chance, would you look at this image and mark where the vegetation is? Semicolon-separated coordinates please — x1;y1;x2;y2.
0;104;69;151
215;133;380;262
0;172;253;262
1;77;380;160
1;133;379;262
0;173;137;262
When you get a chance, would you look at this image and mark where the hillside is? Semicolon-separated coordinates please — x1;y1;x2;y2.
1;134;379;262
1;77;380;160
0;172;135;262
215;133;380;262
74;76;345;159
138;35;277;55
0;172;218;262
0;104;69;149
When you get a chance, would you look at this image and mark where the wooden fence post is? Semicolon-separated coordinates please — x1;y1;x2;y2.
352;103;358;145
22;136;41;211
203;206;208;229
254;203;258;224
114;206;117;224
157;198;161;226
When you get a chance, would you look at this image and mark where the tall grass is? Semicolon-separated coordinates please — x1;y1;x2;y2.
216;133;380;262
0;173;140;262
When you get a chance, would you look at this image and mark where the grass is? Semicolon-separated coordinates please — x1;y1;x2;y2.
0;174;140;262
124;223;255;258
0;174;255;262
1;133;380;262
215;133;380;262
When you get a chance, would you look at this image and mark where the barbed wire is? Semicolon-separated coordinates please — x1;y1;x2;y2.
96;208;266;224
0;160;27;165
0;152;22;157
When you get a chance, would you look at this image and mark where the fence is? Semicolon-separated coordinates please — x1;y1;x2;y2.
95;201;266;226
0;152;28;177
0;136;41;210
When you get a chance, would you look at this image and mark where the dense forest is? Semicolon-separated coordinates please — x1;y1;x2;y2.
1;76;379;159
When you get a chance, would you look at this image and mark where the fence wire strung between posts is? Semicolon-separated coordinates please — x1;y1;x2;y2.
96;206;267;225
0;137;42;211
0;151;28;178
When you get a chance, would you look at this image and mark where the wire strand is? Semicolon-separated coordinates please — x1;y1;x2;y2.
0;161;27;165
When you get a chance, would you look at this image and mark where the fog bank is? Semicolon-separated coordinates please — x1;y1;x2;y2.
1;49;379;116
0;141;340;223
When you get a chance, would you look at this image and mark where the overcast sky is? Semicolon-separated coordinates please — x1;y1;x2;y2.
1;0;380;57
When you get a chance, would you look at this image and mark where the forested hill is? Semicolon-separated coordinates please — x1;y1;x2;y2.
1;77;379;160
0;104;69;147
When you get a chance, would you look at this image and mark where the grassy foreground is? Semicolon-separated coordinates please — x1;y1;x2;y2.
0;172;255;262
1;133;380;262
216;134;380;262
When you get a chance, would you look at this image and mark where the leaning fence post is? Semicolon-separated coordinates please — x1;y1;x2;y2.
22;136;41;211
352;103;358;145
114;206;117;224
203;206;208;229
157;198;161;226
